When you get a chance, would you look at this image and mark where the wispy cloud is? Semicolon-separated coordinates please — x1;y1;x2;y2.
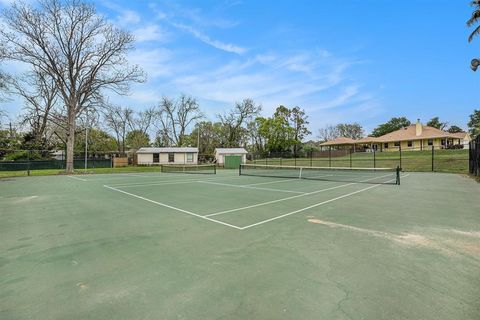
171;22;246;55
132;24;168;43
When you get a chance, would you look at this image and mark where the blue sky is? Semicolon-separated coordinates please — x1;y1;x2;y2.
1;0;479;136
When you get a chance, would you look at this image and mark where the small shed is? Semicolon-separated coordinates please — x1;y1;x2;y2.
136;147;198;165
215;148;248;168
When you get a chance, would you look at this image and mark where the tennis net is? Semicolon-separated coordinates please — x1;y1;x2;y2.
161;164;216;174
239;164;400;185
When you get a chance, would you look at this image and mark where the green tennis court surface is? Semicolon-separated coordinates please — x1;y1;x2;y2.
1;170;479;319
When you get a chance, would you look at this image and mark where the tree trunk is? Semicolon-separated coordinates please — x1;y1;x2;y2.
65;106;76;173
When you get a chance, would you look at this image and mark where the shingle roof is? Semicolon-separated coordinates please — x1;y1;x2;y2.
372;125;461;142
215;148;248;154
137;147;198;154
319;137;356;146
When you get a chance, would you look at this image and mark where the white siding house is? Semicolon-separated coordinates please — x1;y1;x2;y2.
214;148;248;165
136;147;198;165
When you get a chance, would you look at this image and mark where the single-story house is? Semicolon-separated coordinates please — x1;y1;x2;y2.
136;147;198;165
215;148;248;168
320;120;472;151
319;137;357;151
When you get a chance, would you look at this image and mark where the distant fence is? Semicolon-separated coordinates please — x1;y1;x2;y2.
0;149;113;174
470;135;480;177
249;146;470;173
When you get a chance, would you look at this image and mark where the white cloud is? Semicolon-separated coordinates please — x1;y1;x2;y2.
132;24;168;43
172;22;246;55
128;48;173;78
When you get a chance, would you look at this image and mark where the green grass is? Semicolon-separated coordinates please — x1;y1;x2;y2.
251;149;470;173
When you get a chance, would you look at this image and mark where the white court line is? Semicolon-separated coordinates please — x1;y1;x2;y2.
240;174;410;230
67;175;88;182
103;185;242;230
108;174;246;188
197;180;306;194
205;173;395;217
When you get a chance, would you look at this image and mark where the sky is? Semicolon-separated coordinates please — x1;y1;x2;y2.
0;0;479;137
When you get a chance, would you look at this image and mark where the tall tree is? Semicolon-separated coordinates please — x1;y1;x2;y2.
125;130;150;150
447;125;464;133
426;117;448;130
317;124;340;142
218;98;261;147
371;117;411;137
74;128;117;153
9;69;58;147
257;116;295;153
102;104;133;154
467;109;480;136
290;106;311;155
336;123;364;139
0;0;145;173
156;94;203;147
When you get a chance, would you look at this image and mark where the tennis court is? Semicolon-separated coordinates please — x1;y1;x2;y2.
1;167;480;319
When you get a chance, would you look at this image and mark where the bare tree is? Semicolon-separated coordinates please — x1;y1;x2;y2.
156;94;203;146
0;0;145;172
218;98;261;147
317;125;339;142
8;69;59;144
102;104;133;154
128;106;157;136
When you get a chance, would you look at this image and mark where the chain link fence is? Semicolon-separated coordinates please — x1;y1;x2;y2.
248;146;470;173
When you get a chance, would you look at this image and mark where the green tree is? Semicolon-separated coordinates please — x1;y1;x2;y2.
447;125;464;133
336;123;364;139
290;106;311;155
126;130;150;150
426;117;448;130
74;128;117;153
257;114;295;154
371;117;411;137
467;109;480;136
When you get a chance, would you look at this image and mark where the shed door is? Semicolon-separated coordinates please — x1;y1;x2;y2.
224;155;242;169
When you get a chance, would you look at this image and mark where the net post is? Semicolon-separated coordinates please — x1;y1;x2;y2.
238;164;241;176
396;166;401;185
299;167;303;179
214;164;216;174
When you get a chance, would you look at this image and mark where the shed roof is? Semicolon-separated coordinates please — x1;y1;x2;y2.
215;148;248;154
137;147;198;154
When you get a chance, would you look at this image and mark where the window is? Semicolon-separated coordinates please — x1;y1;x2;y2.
168;153;174;163
407;140;413;147
394;141;400;147
441;139;446;146
428;139;433;146
186;153;193;163
153;153;159;163
384;143;388;149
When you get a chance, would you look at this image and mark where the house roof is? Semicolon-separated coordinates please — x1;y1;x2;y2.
215;148;248;154
372;125;461;142
319;137;356;146
355;136;383;144
450;132;470;140
137;147;198;154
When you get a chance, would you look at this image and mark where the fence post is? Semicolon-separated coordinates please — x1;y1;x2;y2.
349;149;352;168
431;145;434;172
294;154;297;167
27;150;31;176
399;145;402;169
329;147;332;168
280;157;282;166
373;149;376;169
310;151;313;167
